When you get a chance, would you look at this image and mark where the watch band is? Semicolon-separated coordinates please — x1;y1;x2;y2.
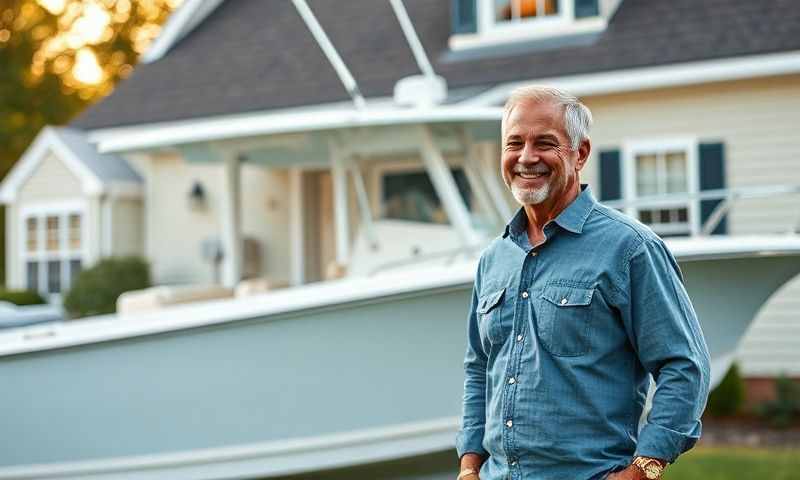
457;467;479;480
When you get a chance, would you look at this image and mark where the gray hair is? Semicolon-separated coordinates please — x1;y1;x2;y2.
501;85;593;150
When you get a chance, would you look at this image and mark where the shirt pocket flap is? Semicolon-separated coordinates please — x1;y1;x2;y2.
477;287;506;314
541;284;594;307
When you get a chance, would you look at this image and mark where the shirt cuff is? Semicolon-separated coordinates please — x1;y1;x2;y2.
636;421;700;463
456;425;488;459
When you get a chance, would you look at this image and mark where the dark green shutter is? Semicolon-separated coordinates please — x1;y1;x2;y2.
698;143;727;234
452;0;477;34
599;149;622;201
574;0;600;18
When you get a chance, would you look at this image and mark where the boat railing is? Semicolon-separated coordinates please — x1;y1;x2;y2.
602;184;800;236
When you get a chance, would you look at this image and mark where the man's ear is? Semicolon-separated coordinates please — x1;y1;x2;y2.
575;138;591;172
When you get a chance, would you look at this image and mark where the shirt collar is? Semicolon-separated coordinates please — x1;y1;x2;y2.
503;184;596;238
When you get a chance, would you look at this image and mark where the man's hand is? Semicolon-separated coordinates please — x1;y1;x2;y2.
606;464;643;480
457;453;483;479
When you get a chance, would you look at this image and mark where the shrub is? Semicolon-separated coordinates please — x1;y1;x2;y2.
706;362;745;417
0;289;46;306
758;375;800;429
63;256;151;318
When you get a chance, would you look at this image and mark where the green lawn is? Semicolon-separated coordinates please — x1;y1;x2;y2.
665;447;800;480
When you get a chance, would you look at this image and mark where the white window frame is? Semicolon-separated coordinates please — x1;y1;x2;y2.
622;137;700;237
450;0;606;51
19;201;88;302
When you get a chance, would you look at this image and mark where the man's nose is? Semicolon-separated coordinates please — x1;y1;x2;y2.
519;142;540;164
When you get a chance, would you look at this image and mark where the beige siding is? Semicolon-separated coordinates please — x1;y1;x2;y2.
146;154;224;285
240;163;292;286
17;152;83;202
583;74;800;378
111;199;144;257
144;154;293;286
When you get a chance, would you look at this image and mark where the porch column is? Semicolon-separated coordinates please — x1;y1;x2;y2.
289;167;304;286
417;126;482;247
220;152;243;287
329;139;350;266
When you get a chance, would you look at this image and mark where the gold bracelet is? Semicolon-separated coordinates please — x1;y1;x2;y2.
457;467;479;480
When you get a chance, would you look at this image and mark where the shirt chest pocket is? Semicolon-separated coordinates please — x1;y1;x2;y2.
477;287;507;344
536;283;595;357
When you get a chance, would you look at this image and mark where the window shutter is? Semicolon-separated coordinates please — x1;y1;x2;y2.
574;0;600;18
698;142;727;234
599;149;622;201
452;0;477;34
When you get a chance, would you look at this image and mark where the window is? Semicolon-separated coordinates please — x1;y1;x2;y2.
450;0;604;50
625;140;698;237
22;208;84;299
381;168;472;224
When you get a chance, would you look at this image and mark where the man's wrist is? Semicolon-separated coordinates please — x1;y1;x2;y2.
457;467;479;480
631;456;667;479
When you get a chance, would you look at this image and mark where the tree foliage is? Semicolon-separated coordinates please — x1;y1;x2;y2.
0;0;181;179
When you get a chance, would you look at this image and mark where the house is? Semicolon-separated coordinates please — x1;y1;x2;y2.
3;0;800;389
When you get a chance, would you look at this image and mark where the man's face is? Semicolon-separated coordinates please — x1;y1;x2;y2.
501;99;588;207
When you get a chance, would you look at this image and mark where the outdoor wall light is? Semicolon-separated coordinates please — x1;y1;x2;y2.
188;181;207;211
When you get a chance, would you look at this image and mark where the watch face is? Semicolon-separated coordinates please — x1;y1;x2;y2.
644;463;662;479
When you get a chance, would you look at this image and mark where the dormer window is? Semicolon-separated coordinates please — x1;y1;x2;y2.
451;0;605;51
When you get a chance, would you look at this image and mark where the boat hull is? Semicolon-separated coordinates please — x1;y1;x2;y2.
1;246;799;479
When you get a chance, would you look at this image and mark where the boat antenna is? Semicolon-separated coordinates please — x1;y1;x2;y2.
291;0;366;109
389;0;437;82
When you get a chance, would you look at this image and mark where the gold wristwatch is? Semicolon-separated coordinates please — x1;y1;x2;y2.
632;456;666;479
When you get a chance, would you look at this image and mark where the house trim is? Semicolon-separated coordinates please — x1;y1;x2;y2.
460;50;800;105
87;104;504;153
0;128;142;204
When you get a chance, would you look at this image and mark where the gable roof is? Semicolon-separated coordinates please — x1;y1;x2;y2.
0;127;142;203
72;0;800;130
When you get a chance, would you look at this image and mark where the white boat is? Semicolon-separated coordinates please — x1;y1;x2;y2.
1;114;799;479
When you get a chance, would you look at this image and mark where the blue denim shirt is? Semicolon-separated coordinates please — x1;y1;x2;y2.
457;185;711;480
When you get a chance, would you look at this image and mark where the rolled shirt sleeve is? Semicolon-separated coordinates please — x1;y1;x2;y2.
620;238;711;463
456;269;489;459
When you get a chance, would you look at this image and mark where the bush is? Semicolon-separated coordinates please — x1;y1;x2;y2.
706;362;745;417
63;256;151;318
758;375;800;429
0;289;46;306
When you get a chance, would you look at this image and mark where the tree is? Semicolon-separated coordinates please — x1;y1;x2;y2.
0;0;180;177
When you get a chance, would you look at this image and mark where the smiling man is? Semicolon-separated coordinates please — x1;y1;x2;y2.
456;86;711;480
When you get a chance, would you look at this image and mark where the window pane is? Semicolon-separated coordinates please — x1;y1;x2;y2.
636;154;658;196
46;216;60;251
382;168;472;224
47;260;61;293
26;217;37;252
639;210;653;224
677;208;688;222
658;209;671;223
26;261;39;292
69;214;81;250
665;151;688;193
496;0;558;21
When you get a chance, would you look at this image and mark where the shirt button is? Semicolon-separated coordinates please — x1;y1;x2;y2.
521;291;529;299
506;420;513;428
530;251;537;256
510;460;518;466
560;298;568;305
508;377;516;384
516;334;523;342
